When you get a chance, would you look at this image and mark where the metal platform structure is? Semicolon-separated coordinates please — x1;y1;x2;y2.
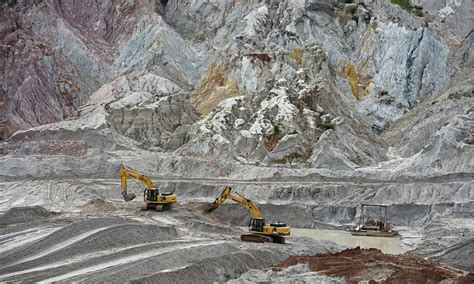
350;204;398;237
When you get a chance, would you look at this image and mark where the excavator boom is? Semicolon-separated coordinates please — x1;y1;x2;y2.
204;186;262;218
204;186;290;244
119;164;156;202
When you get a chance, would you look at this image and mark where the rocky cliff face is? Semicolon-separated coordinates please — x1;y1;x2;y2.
3;0;472;175
1;0;472;176
412;0;474;37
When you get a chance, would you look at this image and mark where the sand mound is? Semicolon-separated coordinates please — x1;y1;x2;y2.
80;198;121;214
0;206;59;225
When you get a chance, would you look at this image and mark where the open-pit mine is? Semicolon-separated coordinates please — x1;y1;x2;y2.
1;0;473;282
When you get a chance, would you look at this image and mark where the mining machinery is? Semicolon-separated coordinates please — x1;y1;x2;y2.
204;186;290;243
119;164;177;211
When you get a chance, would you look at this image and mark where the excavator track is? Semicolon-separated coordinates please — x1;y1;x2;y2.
241;234;274;243
269;235;285;244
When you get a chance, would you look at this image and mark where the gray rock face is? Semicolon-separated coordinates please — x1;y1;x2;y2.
0;0;470;172
105;73;200;150
0;0;471;177
0;0;120;139
411;0;474;37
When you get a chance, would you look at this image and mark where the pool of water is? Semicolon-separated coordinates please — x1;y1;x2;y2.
290;228;409;255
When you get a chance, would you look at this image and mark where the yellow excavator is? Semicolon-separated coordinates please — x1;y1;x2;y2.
119;164;177;211
204;186;290;244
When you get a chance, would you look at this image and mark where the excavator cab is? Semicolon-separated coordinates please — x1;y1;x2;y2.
144;188;158;202
249;218;265;232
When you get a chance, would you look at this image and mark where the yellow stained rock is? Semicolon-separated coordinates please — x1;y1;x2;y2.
342;61;372;100
192;65;240;115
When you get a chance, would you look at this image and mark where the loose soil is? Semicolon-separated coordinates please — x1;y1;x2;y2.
276;247;474;283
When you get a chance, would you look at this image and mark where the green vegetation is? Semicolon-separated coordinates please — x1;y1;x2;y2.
390;0;413;11
264;125;285;151
272;125;283;138
390;0;424;17
317;120;335;130
318;121;334;130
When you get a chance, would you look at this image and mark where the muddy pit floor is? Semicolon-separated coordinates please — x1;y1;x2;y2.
0;200;472;283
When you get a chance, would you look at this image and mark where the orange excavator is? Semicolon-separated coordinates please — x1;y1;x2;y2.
119;164;177;211
204;186;290;243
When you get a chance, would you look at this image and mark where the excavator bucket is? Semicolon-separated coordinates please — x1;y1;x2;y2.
203;186;232;213
122;192;136;202
203;203;218;213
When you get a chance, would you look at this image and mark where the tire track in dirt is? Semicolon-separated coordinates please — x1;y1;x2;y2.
0;239;218;281
9;226;116;266
40;240;227;282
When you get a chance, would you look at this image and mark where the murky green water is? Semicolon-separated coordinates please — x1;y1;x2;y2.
291;228;408;255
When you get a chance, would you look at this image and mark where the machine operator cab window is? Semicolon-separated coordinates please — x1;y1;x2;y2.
249;218;265;232
144;188;158;201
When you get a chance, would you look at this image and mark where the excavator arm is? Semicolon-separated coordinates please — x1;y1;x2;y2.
205;186;290;244
204;186;262;219
119;164;156;202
